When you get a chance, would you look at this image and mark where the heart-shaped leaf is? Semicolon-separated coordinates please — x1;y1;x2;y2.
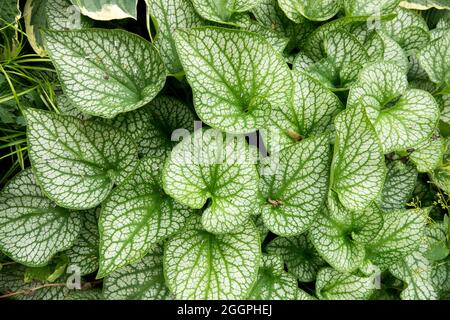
266;234;325;282
330;105;385;211
316;267;375;300
247;254;298;300
258;135;331;236
366;208;428;269
268;71;343;149
25;108;139;210
162;128;259;234
98;157;195;277
146;0;204;75
348;62;439;153
277;0;341;22
409;133;445;173
70;0;138;20
164;215;261;299
173;27;292;134
419;33;450;86
108;95;196;158
0;169;81;267
310;203;383;272
44;29;166;118
102;244;170;300
390;250;438;300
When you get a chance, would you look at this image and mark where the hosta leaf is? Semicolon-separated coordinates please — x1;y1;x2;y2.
390;250;438;300
164;215;261;299
44;29;166;118
66;209;99;276
310;204;383;272
0;169;81;267
419;33;450;86
173;27;292;134
330;105;385;211
98;157;194;278
190;0;261;24
108;96;195;158
162;129;259;234
247;254;298;300
24;0;93;56
103;244;170;300
147;0;204;75
258;135;330;236
25;108;138;209
266;234;325;282
409;133;446;173
366;208;428;269
348;62;439;153
344;0;400;16
70;0;138;20
316;268;375;300
378;161;417;212
268;71;343;149
277;0;341;22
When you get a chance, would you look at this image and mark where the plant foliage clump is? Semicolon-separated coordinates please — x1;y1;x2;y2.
0;0;450;300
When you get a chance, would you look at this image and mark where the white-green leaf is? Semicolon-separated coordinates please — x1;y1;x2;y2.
366;208;428;269
378;161;417;211
164;215;261;299
266;234;325;282
419;33;450;86
190;0;261;24
162;129;259;234
310;204;383;273
344;0;400;17
258;135;330;236
98;157;195;278
348;62;439;153
268;71;343;149
25;108;139;210
173;27;292;134
109;95;196;158
252;0;314;53
390;250;438;300
430;137;450;193
316;268;375;300
409;133;446;173
24;0;93;56
103;244;170;299
330;105;385;211
247;254;298;300
70;0;137;20
400;0;450;10
65;209;99;276
147;0;204;75
44;29;166;118
277;0;341;22
0;169;81;267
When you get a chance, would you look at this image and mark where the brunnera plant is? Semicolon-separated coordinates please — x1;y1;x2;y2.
0;0;449;300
